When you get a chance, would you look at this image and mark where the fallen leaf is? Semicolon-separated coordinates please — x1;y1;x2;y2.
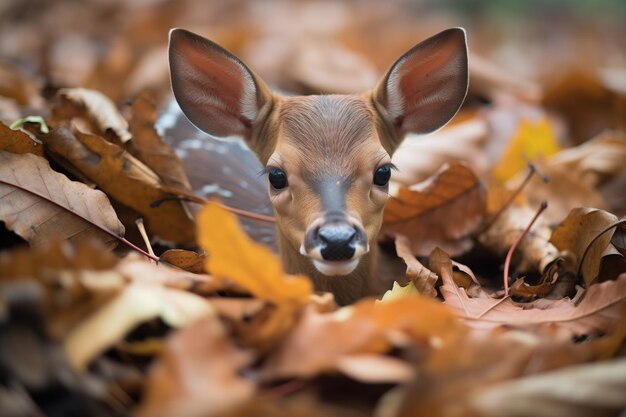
38;126;195;245
0;150;124;249
392;235;437;297
381;162;487;257
549;130;626;188
117;254;234;294
390;117;489;186
159;248;207;274
379;281;420;302
59;88;132;142
335;354;414;384
542;71;626;144
431;248;626;336
0;120;44;156
479;203;560;273
261;297;463;380
136;318;254;417
197;202;312;306
64;282;215;371
492;117;560;182
127;91;193;190
472;357;626;417
506;161;608;225
550;208;619;286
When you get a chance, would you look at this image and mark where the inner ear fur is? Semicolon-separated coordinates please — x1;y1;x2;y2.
168;28;274;145
373;28;469;149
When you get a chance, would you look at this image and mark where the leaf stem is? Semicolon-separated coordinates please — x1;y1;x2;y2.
502;200;548;297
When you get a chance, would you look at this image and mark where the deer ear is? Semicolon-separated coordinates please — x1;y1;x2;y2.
168;28;272;141
374;28;468;141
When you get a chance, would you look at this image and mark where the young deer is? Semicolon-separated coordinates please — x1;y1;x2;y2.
169;28;468;305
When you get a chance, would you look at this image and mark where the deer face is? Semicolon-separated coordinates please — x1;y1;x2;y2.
169;28;468;278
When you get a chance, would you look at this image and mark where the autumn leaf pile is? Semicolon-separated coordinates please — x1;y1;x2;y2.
1;1;626;416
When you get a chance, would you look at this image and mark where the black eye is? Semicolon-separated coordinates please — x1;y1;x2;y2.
373;165;392;186
267;167;288;190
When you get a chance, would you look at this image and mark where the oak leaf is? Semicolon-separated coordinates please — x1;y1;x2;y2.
431;248;626;336
0;150;124;249
381;162;487;256
392;234;438;297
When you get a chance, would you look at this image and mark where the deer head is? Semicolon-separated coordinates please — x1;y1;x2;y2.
169;28;468;303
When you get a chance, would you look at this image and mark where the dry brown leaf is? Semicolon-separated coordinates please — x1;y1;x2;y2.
393;235;438;297
471;357;626;417
0;60;43;107
285;40;378;94
159;248;207;274
549;130;626;188
0;121;44;156
0;150;124;249
64;282;215;371
542;71;626;145
127;91;193;190
479;203;560;273
136;318;254;417
117;254;234;294
431;248;626;336
261;297;463;380
59;88;132;142
550;208;620;286
506;162;608;225
38;126;195;245
381;162;487;256
390;117;489;186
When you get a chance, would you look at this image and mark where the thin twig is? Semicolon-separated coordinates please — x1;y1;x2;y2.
502;200;548;297
158;185;276;223
135;218;156;263
482;163;547;233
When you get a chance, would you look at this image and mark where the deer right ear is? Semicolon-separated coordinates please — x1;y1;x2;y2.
373;28;469;148
168;28;272;142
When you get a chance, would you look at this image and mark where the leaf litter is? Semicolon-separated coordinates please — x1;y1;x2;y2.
0;1;626;417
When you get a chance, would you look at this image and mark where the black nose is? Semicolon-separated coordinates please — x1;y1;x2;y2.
318;224;357;261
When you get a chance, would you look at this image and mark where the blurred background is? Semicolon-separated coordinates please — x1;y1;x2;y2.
1;0;625;106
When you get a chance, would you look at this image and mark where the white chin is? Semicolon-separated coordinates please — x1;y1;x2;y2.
312;259;360;276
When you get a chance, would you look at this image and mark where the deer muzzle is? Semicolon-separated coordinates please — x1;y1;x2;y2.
301;211;368;276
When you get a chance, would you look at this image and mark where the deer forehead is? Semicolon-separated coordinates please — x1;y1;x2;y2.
273;95;388;179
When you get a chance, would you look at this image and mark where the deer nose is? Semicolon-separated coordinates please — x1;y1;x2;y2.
317;224;358;261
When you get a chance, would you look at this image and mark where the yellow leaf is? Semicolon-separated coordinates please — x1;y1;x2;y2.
197;202;312;305
493;118;560;182
378;281;420;303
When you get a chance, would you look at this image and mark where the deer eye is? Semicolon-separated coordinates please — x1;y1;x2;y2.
373;165;392;186
267;167;288;190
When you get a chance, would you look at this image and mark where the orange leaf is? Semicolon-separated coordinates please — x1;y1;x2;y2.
381;162;486;256
197;202;312;305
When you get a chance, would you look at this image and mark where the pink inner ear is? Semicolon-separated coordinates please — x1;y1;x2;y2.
170;32;258;138
384;30;468;135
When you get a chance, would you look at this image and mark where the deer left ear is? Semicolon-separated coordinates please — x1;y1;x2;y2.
373;28;468;145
